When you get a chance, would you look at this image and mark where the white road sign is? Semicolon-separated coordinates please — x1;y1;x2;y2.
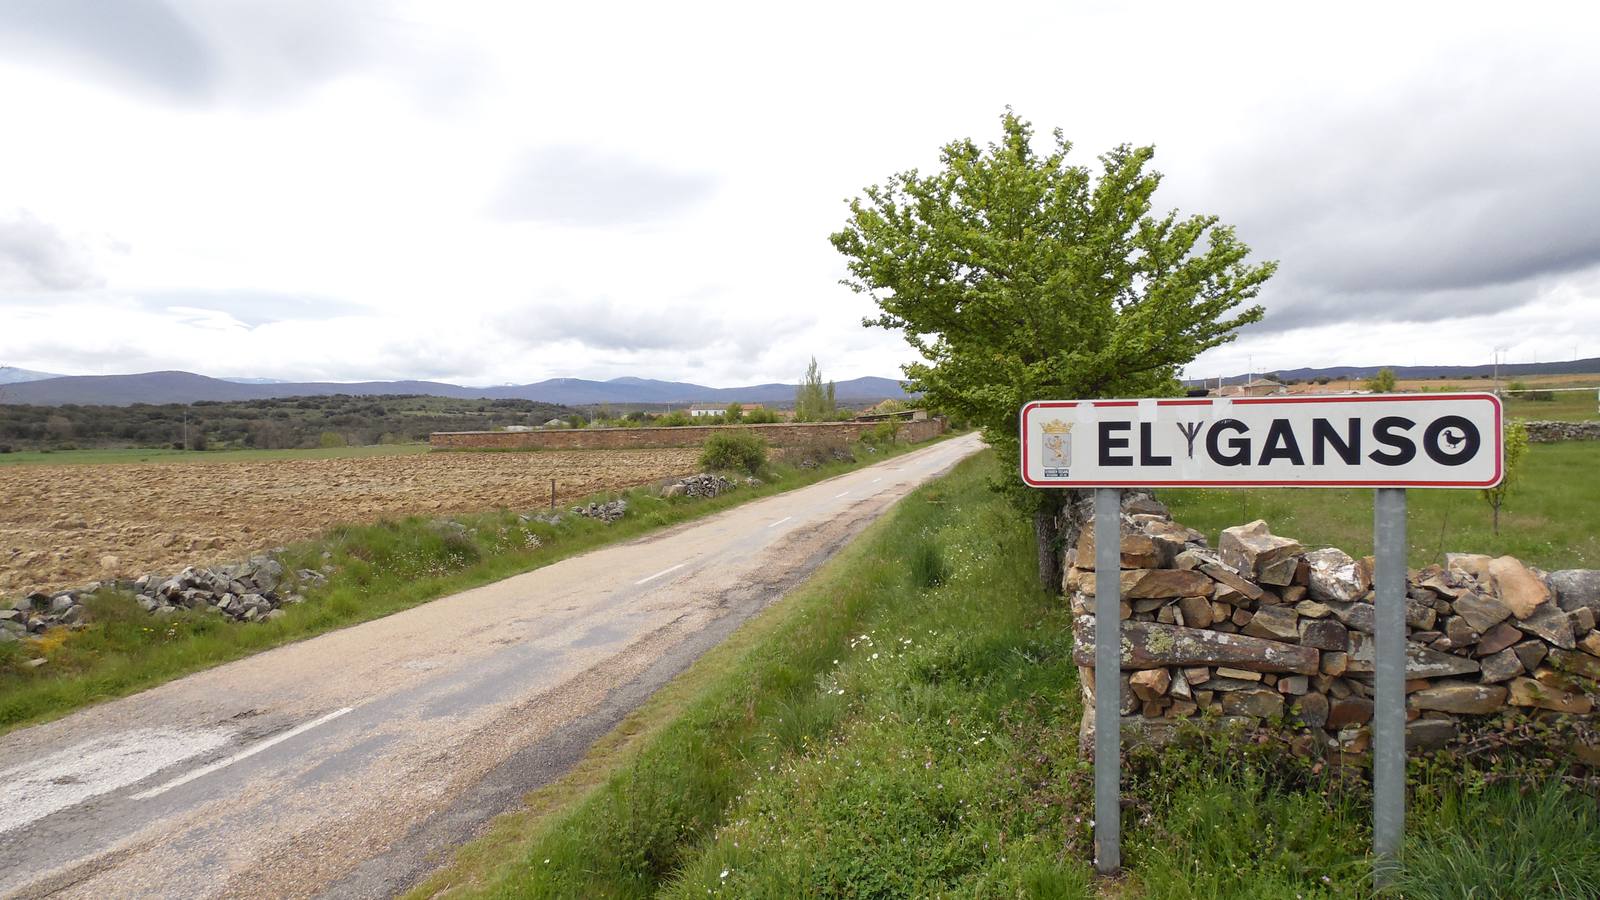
1021;393;1502;488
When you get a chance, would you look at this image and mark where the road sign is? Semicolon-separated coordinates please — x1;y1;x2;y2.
1025;392;1506;885
1021;394;1502;488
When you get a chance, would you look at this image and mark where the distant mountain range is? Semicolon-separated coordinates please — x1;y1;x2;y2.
1188;357;1600;387
0;370;913;407
0;367;63;385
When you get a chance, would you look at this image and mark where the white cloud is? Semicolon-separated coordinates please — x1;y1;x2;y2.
0;0;1597;388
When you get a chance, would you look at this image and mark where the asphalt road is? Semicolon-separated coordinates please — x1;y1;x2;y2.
0;433;984;899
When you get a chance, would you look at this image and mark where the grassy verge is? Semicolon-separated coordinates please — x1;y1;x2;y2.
0;436;949;735
0;443;431;466
411;450;1600;899
1159;440;1600;570
409;450;1097;898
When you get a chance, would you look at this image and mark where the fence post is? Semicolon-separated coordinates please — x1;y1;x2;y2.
550;479;556;509
1093;487;1123;875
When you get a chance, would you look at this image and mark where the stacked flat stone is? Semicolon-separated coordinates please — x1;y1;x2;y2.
1525;421;1600;443
1066;497;1600;761
660;473;740;499
0;554;322;641
572;499;629;523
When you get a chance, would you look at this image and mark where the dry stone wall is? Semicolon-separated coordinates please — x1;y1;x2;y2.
1066;495;1600;760
1526;421;1600;442
430;417;947;451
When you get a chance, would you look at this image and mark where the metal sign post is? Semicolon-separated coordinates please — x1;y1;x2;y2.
1093;487;1122;874
1372;487;1407;885
1021;393;1503;883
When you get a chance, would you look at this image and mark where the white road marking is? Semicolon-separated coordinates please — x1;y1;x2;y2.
767;516;792;528
834;491;850;498
634;563;687;586
0;728;233;834
871;477;883;484
133;707;354;800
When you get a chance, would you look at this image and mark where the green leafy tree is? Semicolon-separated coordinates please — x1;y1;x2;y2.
1366;367;1398;393
794;357;838;422
724;402;744;423
831;110;1275;590
1482;419;1529;535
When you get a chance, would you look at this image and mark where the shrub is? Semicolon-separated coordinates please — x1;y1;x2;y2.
862;421;900;447
744;407;780;424
776;435;854;469
700;431;767;475
319;431;347;448
1529;390;1555;401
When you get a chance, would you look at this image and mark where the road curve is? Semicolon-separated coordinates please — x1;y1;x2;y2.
0;433;984;899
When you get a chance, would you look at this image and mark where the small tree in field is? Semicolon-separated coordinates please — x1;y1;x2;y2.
832;110;1275;590
725;402;744;423
1482;419;1529;535
794;357;838;422
1366;367;1397;393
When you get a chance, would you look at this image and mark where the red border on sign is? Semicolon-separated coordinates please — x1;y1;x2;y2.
1018;393;1503;488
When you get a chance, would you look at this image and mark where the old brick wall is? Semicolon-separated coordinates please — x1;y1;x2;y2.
430;417;947;451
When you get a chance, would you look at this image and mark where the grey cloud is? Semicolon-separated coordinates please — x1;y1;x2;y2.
0;0;474;106
1168;59;1600;333
0;0;215;101
0;211;101;291
133;290;367;327
500;296;715;352
491;147;717;227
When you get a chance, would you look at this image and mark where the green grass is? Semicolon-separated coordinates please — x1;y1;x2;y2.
0;443;431;466
409;450;1600;900
0;436;949;734
1501;391;1600;422
411;451;1097;899
1160;440;1600;570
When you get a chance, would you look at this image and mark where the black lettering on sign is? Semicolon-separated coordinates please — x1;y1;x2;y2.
1140;422;1173;466
1206;419;1250;466
1369;416;1416;465
1099;421;1133;466
1312;418;1360;465
1257;419;1304;465
1423;416;1480;466
1176;421;1203;459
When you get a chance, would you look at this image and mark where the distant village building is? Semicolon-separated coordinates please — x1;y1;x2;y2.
688;403;763;418
1213;378;1287;398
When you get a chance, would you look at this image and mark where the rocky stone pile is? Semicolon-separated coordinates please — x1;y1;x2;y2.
1526;421;1600;443
661;473;741;499
572;499;628;523
1066;496;1600;759
1;554;328;641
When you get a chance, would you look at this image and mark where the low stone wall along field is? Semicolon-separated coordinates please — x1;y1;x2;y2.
430;417;947;451
0;448;700;596
1066;493;1599;760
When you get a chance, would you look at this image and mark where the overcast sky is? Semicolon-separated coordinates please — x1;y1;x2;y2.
2;1;1597;387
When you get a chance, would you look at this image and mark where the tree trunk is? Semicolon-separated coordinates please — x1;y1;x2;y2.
1034;510;1063;594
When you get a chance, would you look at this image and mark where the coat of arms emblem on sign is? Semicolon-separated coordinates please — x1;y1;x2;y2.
1041;419;1072;477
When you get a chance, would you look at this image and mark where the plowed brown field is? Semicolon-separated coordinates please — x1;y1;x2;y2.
0;449;700;596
